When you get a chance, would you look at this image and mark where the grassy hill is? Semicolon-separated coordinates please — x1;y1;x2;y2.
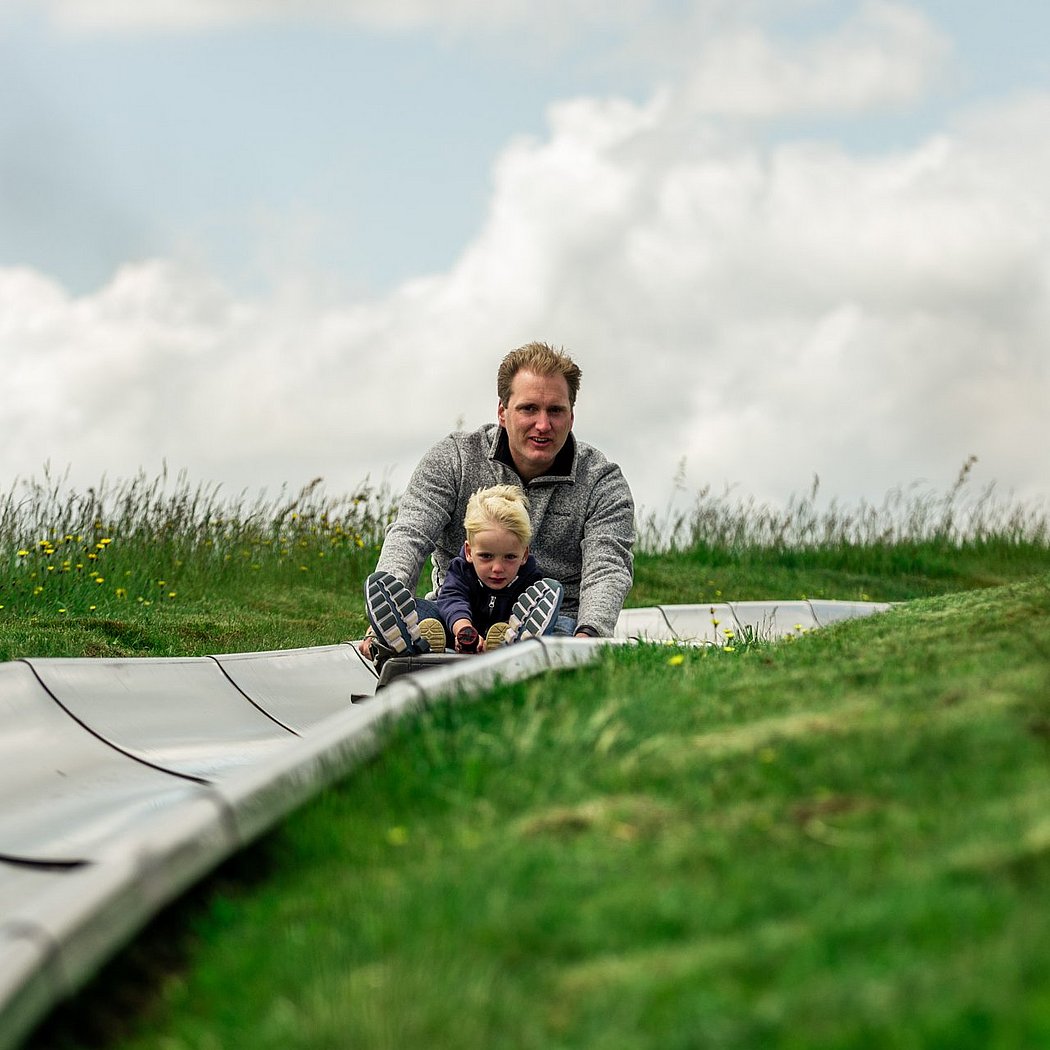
5;467;1049;1049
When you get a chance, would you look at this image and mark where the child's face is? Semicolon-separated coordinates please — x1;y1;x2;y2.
465;526;528;589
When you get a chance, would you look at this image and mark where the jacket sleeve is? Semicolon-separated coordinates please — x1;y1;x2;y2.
434;556;475;631
576;462;635;637
375;435;462;591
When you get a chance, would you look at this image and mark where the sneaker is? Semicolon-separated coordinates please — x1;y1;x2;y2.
484;622;509;649
364;571;428;656
418;617;447;654
505;578;564;644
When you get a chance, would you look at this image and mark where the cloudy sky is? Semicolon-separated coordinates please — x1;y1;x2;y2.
2;0;1048;520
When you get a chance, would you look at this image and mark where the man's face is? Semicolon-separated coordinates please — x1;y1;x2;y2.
497;369;574;480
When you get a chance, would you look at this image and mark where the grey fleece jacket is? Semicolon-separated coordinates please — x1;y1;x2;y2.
376;424;634;637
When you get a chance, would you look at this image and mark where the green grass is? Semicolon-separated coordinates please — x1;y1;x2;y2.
4;459;1048;658
0;468;394;659
31;573;1050;1049
6;465;1050;1048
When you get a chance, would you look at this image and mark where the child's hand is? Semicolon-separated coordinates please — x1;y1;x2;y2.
455;625;481;653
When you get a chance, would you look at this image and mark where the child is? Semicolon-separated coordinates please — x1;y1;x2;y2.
432;484;553;652
363;484;563;662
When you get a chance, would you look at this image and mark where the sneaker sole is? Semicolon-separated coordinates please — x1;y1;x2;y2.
418;617;447;654
484;622;509;649
507;578;564;643
364;571;426;655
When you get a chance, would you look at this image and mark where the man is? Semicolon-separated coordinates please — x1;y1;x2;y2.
367;341;634;646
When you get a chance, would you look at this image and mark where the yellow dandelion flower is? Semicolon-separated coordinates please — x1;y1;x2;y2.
16;549;28;557
667;653;685;667
167;592;176;599
115;587;127;598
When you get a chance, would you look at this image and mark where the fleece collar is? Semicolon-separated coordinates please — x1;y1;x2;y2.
491;426;576;483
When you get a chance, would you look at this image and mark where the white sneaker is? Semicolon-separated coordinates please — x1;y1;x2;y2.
364;571;427;656
505;579;564;644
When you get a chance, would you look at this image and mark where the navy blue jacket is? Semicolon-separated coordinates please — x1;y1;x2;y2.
434;545;545;636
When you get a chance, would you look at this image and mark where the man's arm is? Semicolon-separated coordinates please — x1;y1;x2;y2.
575;463;635;637
375;435;462;591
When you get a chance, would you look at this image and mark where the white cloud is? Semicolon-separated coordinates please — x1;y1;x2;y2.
680;1;951;117
1;4;1047;520
6;84;1048;515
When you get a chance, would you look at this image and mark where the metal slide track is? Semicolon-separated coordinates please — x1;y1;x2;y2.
0;599;891;1047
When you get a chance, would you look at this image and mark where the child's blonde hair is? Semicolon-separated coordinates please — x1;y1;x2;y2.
464;484;531;547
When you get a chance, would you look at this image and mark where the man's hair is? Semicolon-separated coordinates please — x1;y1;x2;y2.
497;341;582;408
464;484;532;547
